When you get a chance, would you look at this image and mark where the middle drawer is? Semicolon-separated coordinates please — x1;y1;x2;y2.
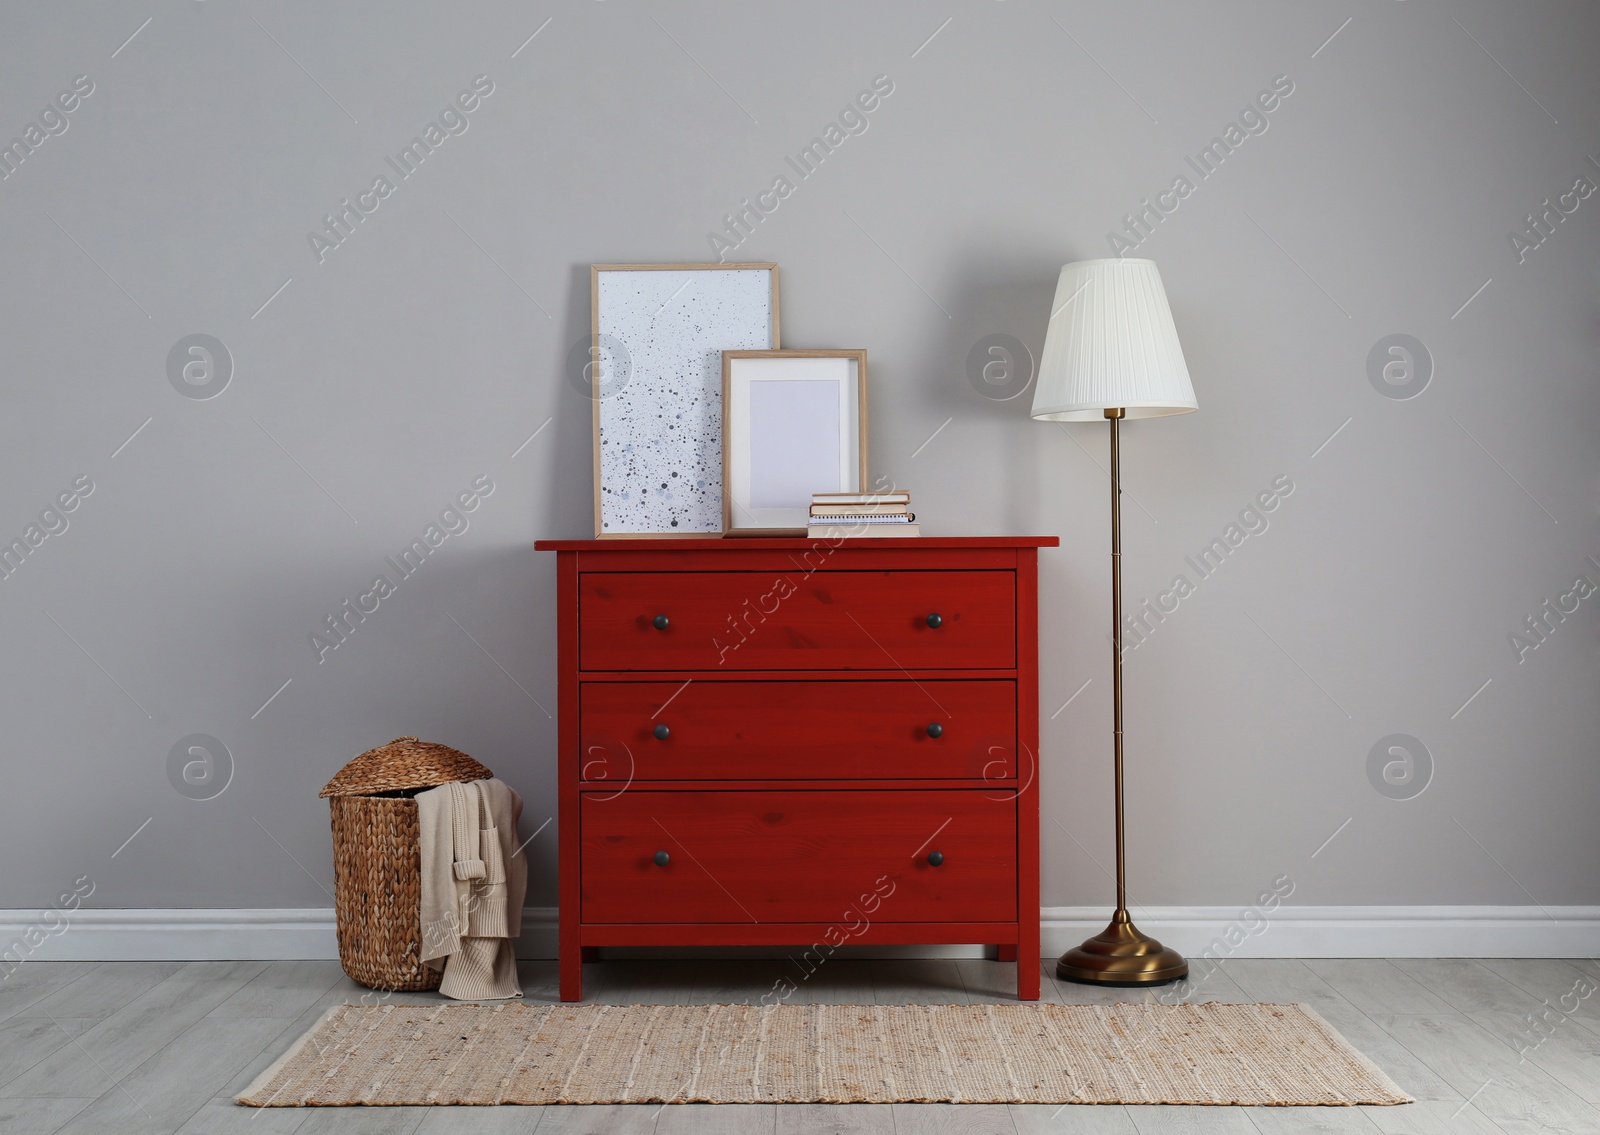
579;680;1017;782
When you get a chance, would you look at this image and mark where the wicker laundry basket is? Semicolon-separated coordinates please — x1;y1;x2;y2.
319;737;493;991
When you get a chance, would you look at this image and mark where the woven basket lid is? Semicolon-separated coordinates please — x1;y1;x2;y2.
319;736;493;798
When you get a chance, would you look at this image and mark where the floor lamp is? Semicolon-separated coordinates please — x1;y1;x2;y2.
1031;258;1197;986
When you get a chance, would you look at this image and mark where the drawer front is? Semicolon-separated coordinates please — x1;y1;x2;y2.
578;571;1015;671
580;680;1017;781
580;790;1015;924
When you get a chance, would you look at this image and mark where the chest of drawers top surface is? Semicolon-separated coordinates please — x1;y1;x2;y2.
534;537;1059;551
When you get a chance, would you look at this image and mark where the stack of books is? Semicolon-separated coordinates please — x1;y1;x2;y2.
807;491;919;537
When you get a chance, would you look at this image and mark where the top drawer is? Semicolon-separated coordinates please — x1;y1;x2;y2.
579;570;1015;672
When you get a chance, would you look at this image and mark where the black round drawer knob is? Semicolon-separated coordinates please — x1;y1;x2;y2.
654;850;670;866
653;723;670;740
926;722;943;739
652;614;670;630
926;613;943;628
927;850;944;866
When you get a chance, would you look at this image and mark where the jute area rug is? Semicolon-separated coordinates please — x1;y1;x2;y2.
239;1002;1410;1107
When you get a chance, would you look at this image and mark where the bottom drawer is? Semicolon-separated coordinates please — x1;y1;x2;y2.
580;789;1016;925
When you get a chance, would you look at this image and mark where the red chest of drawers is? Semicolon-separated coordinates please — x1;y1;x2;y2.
534;536;1056;1001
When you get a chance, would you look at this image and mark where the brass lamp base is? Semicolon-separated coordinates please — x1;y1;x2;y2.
1056;910;1189;987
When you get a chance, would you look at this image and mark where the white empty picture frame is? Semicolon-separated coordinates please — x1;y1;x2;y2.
592;263;779;538
722;350;868;534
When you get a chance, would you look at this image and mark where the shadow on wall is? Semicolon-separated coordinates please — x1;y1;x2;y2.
545;262;600;538
933;253;1071;534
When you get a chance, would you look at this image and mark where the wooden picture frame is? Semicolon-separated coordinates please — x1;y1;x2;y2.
721;349;868;535
591;263;780;538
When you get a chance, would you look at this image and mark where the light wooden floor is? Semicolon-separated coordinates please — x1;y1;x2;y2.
0;956;1596;1134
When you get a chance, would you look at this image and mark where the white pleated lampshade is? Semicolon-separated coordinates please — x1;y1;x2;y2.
1030;259;1197;421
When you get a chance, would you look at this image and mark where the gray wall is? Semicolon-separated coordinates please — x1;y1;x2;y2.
2;1;1596;916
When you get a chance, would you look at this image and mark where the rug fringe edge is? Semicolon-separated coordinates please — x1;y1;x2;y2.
236;1003;348;1107
1292;1002;1416;1104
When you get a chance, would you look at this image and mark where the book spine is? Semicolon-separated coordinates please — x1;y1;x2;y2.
809;514;913;522
805;524;921;537
808;509;912;517
811;496;911;504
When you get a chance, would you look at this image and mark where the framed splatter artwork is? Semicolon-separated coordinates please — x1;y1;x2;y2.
590;263;779;537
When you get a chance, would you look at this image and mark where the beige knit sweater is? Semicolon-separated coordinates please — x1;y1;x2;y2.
416;778;527;1000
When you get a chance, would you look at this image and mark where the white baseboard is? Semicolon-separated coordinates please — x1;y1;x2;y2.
0;909;347;965
3;906;1596;964
1042;906;1600;960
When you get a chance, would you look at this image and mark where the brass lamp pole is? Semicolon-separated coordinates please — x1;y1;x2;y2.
1053;408;1187;985
1030;259;1196;987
